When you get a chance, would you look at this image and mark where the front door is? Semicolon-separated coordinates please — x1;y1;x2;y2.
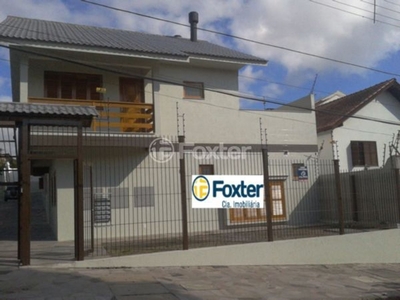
119;78;145;132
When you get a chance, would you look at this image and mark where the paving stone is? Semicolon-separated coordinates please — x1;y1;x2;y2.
2;263;400;299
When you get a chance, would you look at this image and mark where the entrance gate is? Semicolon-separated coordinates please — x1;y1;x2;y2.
0;102;97;265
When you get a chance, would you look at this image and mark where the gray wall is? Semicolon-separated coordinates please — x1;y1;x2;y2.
319;168;399;226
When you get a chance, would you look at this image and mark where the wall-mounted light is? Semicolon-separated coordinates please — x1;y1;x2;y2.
96;87;106;93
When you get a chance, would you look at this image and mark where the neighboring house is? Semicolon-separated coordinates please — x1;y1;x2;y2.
316;78;400;171
0;15;319;242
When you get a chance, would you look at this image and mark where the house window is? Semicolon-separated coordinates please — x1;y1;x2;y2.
44;71;102;100
350;141;378;167
292;163;305;181
183;81;204;99
199;164;214;175
119;77;144;103
229;181;286;223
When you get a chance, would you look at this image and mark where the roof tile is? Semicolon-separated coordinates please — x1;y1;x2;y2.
0;16;267;64
0;102;98;117
316;78;400;133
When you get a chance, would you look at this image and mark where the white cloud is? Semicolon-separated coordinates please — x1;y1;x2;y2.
239;66;264;93
1;0;400;86
101;0;400;80
239;66;284;103
261;83;283;99
0;95;11;102
0;77;6;88
0;48;8;61
229;0;400;77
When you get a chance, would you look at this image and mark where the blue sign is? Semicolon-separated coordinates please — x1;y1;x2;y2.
297;166;308;180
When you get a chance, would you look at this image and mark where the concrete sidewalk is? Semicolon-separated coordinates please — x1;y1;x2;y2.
1;264;400;299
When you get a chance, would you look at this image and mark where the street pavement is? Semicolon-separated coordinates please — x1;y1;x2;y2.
1;187;399;299
0;263;400;299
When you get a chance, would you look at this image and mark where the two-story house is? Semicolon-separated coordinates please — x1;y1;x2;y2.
0;14;319;242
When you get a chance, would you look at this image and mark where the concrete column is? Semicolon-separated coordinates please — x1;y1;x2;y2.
55;160;75;241
19;56;29;103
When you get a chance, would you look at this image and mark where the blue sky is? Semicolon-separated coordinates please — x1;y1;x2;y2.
1;0;400;108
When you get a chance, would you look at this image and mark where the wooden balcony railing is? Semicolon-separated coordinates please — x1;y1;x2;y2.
29;97;154;133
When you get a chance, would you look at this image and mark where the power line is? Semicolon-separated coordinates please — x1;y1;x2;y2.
361;0;400;16
0;22;329;98
1;42;400;128
1;6;399;100
384;0;400;8
333;0;400;23
81;0;400;77
238;74;331;96
309;0;400;29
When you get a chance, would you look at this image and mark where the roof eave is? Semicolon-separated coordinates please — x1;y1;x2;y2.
317;122;343;133
2;39;192;63
1;38;268;66
188;55;267;66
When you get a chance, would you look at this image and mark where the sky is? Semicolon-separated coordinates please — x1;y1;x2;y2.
1;0;400;109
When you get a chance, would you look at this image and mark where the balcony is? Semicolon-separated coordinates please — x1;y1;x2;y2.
29;98;154;133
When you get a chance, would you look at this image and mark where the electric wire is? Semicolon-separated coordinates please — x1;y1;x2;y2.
361;0;400;16
238;74;331;96
0;22;331;98
333;0;400;23
309;0;400;29
384;0;400;8
1;43;400;128
80;0;400;77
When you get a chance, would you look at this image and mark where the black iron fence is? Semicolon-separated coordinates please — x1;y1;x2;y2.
77;135;400;258
15;129;399;258
319;167;400;231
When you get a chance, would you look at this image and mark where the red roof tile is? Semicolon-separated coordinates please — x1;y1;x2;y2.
316;78;400;133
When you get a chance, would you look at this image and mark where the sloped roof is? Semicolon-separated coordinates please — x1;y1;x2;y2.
0;102;98;127
316;78;400;133
0;16;267;65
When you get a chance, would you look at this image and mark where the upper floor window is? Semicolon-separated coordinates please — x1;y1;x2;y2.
44;71;102;100
183;81;204;99
350;141;378;167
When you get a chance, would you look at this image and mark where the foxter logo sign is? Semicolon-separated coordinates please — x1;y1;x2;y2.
191;175;264;209
192;176;210;201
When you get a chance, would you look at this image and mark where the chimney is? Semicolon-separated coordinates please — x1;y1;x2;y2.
189;11;199;42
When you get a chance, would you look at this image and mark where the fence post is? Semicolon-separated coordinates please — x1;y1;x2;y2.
262;148;273;241
178;135;189;250
393;168;400;227
333;159;345;235
19;121;31;265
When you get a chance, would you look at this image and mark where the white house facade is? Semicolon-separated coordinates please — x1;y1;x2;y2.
0;15;319;242
316;79;400;172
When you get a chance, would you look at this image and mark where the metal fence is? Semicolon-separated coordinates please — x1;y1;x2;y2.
319;167;400;232
78;134;400;258
82;134;182;256
11;127;399;258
